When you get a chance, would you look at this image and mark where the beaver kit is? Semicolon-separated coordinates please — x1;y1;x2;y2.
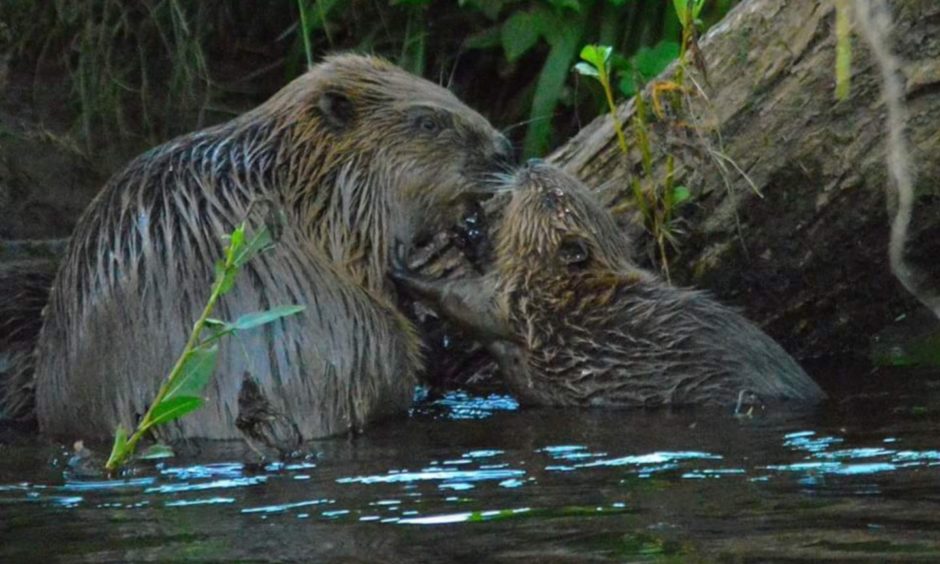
393;161;826;409
1;54;513;442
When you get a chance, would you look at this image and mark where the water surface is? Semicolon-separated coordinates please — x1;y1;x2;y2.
2;368;940;562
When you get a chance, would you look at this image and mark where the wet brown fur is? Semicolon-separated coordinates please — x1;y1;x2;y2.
394;163;826;408
10;54;510;440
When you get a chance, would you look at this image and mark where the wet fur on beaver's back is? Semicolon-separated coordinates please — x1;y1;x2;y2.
393;162;826;408
18;53;511;440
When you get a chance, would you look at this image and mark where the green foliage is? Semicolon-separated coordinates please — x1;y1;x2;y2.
672;0;707;29
105;222;305;472
12;0;738;158
618;41;681;96
573;0;708;277
574;44;627;156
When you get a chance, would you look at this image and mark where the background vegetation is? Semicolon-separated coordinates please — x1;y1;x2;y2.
1;0;737;159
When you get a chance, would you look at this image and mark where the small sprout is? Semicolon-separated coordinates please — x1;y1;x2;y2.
574;44;628;156
672;0;706;29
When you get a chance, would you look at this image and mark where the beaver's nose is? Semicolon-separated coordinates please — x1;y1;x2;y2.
526;158;545;168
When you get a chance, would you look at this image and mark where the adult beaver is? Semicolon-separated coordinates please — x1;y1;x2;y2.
392;161;826;409
8;54;511;441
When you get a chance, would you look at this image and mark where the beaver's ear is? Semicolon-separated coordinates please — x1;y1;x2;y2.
559;237;590;267
318;90;356;130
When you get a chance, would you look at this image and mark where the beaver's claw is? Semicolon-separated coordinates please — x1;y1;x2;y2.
389;239;421;294
389;239;411;279
388;240;439;301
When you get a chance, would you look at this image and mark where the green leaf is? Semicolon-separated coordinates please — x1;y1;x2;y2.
618;72;637;97
579;44;612;72
233;227;274;268
106;425;129;469
672;0;705;27
573;62;599;78
137;443;176;460
501;11;541;62
227;224;246;259
217;267;237;296
231;305;306;332
523;14;585;157
164;345;218;401
633;40;680;81
203;318;229;330
148;396;204;427
672;185;692;205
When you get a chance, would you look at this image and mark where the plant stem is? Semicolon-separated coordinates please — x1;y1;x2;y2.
599;72;629;156
105;241;234;471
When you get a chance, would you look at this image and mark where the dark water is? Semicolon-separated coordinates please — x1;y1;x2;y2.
3;369;940;562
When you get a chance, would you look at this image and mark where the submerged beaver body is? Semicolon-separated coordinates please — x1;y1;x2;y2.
394;162;826;408
14;54;511;441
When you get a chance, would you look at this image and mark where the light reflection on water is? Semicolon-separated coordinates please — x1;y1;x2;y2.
2;384;940;561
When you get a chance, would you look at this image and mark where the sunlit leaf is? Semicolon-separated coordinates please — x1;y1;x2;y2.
137;443;176;460
231;305;306;332
501;10;542;62
164;345;218;401
579;44;612;72
148;396;204;427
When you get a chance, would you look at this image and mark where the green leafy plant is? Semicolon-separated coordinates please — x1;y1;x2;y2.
105;222;304;472
13;1;738;164
575;45;627;154
575;42;691;279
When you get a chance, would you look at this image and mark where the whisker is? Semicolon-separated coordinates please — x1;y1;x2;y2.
501;115;553;135
447;52;463;90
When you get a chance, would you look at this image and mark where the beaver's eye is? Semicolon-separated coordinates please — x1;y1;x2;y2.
416;115;440;133
558;237;590;268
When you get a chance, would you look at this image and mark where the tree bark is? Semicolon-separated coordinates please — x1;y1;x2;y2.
547;0;940;364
